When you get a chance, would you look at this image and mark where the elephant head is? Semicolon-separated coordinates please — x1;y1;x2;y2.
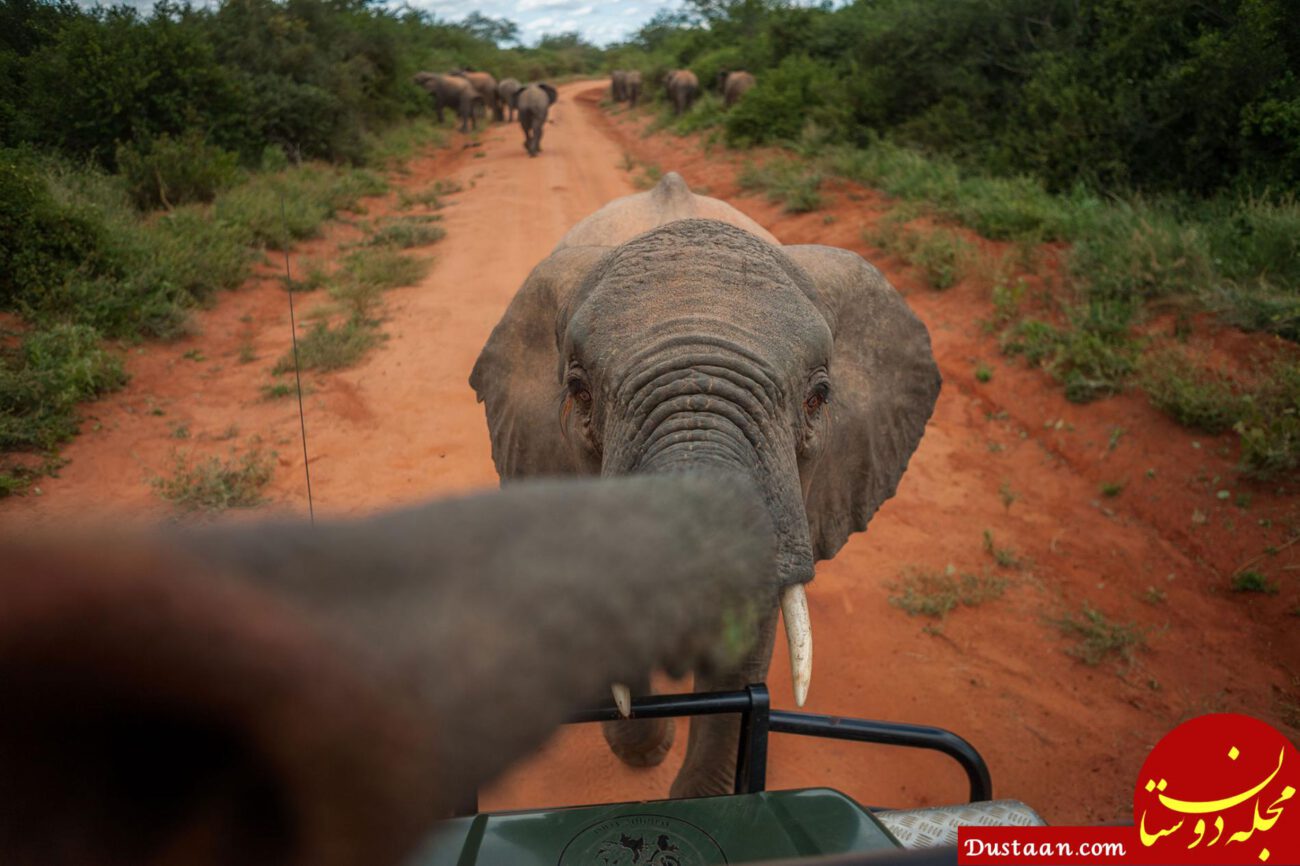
470;173;940;795
0;476;775;866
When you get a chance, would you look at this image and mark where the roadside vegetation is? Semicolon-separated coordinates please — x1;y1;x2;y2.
0;0;605;497
609;0;1299;480
152;447;275;511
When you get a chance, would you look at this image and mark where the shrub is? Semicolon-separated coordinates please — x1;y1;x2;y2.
0;323;127;454
1235;358;1300;480
1054;603;1147;668
115;129;240;210
737;158;822;213
153;447;274;511
725;55;847;147
1002;302;1139;403
1140;349;1246;434
273;318;380;374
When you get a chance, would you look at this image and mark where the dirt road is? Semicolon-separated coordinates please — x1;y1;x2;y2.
4;81;1296;824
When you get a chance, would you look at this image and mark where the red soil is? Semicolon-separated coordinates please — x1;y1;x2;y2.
3;82;1296;826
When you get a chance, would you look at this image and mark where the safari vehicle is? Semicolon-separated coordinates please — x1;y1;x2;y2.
415;684;1044;865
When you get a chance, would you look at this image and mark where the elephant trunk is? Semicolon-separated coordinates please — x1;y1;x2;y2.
601;351;816;705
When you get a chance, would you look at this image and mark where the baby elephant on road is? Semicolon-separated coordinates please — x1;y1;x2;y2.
513;83;558;157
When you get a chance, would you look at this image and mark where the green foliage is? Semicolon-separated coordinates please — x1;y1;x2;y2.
274;318;379;375
1235;358;1300;480
116;129;240;210
725;55;846;147
889;564;1007;619
366;216;445;249
0;323;127;454
153;447;274;511
1140;350;1246;434
1002;299;1140;403
1231;570;1279;594
737;158;822;213
1054;603;1147;668
214;165;386;250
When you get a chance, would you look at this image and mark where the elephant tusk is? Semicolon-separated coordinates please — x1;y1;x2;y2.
612;682;632;718
781;584;812;707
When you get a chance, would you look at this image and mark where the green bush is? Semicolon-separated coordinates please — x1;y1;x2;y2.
1235;359;1300;480
1002;301;1138;403
116;130;240;210
1139;350;1246;434
737;158;823;213
0;323;127;453
153;447;274;511
725;55;846;147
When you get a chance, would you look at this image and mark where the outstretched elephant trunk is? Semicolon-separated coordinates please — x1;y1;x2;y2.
0;477;776;866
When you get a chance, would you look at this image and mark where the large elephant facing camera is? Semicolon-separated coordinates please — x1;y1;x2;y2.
471;173;940;798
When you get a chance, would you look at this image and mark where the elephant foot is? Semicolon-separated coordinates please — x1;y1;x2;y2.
602;717;675;768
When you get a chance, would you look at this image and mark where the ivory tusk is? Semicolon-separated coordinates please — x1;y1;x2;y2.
781;584;812;707
612;682;632;718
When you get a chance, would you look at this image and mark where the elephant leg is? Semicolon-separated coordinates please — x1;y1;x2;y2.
535;122;544;153
601;673;676;767
668;603;778;799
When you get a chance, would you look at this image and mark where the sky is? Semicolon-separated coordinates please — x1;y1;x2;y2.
404;0;685;47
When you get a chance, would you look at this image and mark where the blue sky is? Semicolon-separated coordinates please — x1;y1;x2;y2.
407;0;684;47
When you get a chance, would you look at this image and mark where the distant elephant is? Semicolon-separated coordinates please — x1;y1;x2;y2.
0;475;775;866
721;70;756;108
664;69;698;115
625;70;643;107
498;77;522;122
453;69;501;122
471;173;940;798
413;71;483;133
513;82;558;158
611;69;628;102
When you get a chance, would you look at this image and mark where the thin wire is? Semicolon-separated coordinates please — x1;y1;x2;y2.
280;196;315;526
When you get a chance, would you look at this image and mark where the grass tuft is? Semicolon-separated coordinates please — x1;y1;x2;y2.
1054;603;1147;667
889;565;1007;619
738;159;823;213
1230;570;1279;594
152;448;274;511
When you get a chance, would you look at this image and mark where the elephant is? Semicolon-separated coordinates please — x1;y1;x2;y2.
721;70;756;108
611;69;628;102
497;77;522;122
626;70;643;107
413;71;483;133
452;69;501;122
664;69;699;115
471;172;941;799
513;83;558;158
0;475;775;866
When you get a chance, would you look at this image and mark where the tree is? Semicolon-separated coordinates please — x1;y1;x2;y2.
458;11;518;47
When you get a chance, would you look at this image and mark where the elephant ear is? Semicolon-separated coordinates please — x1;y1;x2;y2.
470;245;608;480
783;245;941;561
540;83;558;104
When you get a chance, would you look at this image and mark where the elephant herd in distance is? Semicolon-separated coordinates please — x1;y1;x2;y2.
611;68;756;115
413;69;558;157
410;67;758;157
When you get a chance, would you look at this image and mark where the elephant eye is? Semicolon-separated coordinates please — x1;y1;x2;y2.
566;375;592;406
804;382;830;415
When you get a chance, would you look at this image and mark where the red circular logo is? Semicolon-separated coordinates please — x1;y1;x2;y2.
1134;714;1299;864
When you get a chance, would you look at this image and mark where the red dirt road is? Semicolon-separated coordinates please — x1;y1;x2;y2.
3;82;1296;825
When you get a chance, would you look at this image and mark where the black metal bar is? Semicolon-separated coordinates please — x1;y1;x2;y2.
733;684;770;794
567;689;755;724
565;686;992;804
769;710;992;803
